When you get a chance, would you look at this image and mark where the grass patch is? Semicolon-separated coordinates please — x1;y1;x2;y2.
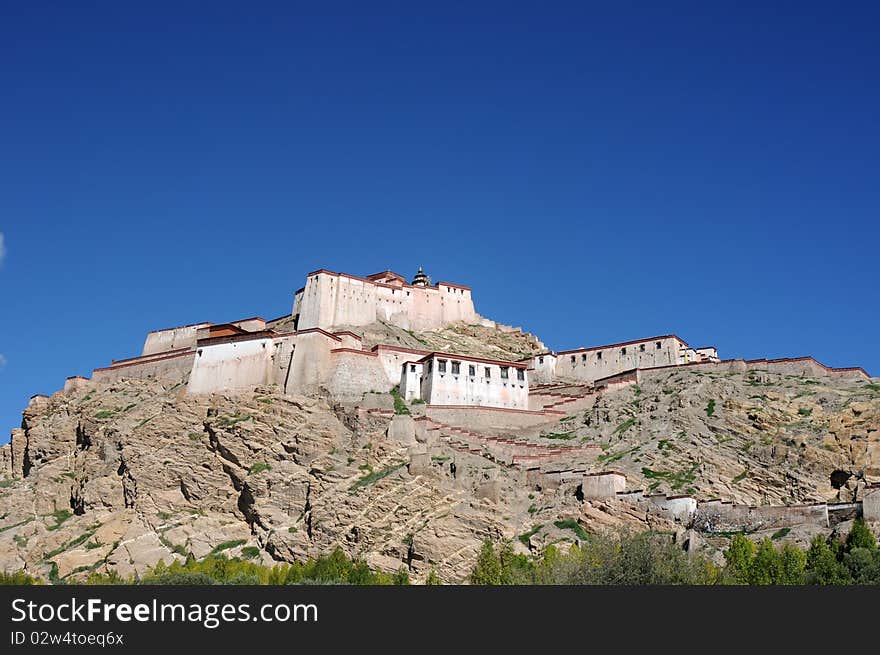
518;524;543;546
431;456;450;462
705;400;716;417
641;463;699;491
0;517;35;534
256;397;273;405
94;409;117;420
613;418;636;435
188;432;201;441
248;462;271;475
554;520;589;541
771;527;791;541
288;526;298;533
597;445;640;465
349;463;405;491
241;546;261;559
390;388;410;415
541;432;576;440
47;509;72;531
559;415;576;423
864;383;880;392
216;412;251;429
732;469;749;484
134;417;153;429
211;539;247;555
798;407;813;417
13;534;28;548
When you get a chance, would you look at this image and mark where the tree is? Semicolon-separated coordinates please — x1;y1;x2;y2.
723;534;755;584
425;569;442;586
845;519;877;552
749;538;781;585
777;544;807;585
805;535;850;585
470;539;502;585
392;567;411;585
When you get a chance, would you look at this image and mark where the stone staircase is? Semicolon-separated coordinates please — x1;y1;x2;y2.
528;382;595;412
419;416;598;469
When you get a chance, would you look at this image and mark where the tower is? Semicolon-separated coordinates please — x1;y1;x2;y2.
411;266;430;288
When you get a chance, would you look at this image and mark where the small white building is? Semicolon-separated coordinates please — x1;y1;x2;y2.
401;352;529;409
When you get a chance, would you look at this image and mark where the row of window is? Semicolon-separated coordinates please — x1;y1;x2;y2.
563;341;665;365
424;359;525;381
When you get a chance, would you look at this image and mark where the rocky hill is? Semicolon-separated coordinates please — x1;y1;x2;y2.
1;323;878;583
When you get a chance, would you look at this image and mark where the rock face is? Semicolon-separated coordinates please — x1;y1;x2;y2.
1;360;878;583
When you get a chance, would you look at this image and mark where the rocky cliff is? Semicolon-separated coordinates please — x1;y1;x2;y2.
1;325;878;583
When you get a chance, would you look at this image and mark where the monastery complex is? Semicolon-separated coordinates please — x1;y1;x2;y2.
55;267;869;411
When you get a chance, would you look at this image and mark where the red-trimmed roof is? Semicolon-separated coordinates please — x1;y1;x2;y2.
294;327;342;341
366;270;408;283
418;351;528;368
332;331;362;340
557;335;687;356
196;330;280;347
304;268;469;293
330;348;378;357
371;344;433;357
146;321;212;335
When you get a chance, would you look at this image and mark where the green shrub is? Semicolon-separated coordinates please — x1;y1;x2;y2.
0;571;40;585
554;519;589;541
249;462;271;475
390;388;410;415
705;400;716;417
241;546;261;560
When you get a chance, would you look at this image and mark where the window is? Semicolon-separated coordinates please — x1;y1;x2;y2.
570;355;576;364
484;367;491;378
517;369;525;381
500;366;509;380
427;361;432;372
597;351;602;360
538;357;544;364
639;344;645;352
410;364;416;372
451;361;460;375
438;359;447;373
621;347;627;355
656;341;662;349
582;353;587;362
468;365;476;377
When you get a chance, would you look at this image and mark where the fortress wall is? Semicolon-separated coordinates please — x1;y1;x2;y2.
230;318;266;332
93;351;195;384
269;335;296;387
580;472;626;499
325;350;392;401
426;406;560;431
187;338;274;394
295;270;478;332
375;346;429;387
284;330;338;394
63;376;92;393
693;502;829;533
553;336;685;383
529;354;558;385
594;369;641;389
142;323;209;356
646;495;698;522
864;487;880;521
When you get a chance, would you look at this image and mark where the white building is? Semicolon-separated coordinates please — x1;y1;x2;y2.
401;353;529;409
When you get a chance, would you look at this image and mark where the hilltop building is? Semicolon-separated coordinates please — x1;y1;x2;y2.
56;266;869;413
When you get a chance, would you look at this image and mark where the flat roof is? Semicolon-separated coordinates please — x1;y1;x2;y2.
418;351;528;368
557;334;687;356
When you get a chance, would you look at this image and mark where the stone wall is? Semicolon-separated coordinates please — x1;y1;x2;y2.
324;350;393;401
187;337;275;394
579;472;626;499
864;486;880;521
552;335;687;383
93;350;196;385
693;500;829;532
294;270;478;332
142;323;209;356
425;405;562;431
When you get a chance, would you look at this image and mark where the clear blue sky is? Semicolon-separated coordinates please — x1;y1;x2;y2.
2;2;878;442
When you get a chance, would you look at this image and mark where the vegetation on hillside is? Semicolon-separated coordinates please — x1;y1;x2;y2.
470;520;880;585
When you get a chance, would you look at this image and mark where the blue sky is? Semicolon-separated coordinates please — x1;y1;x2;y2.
1;2;878;442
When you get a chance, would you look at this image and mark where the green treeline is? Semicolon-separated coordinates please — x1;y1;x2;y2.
470;519;880;585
